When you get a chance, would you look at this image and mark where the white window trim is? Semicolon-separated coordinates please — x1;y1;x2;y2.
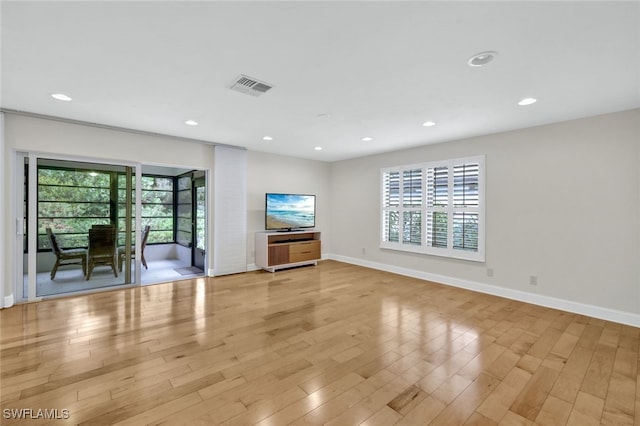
380;155;485;262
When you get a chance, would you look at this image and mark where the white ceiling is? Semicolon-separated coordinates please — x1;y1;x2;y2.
2;1;639;162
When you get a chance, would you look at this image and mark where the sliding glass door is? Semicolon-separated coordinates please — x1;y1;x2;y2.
176;171;206;273
22;156;141;300
17;153;206;302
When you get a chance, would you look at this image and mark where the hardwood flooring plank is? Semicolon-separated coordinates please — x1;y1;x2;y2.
534;394;572;425
429;372;500;425
222;386;308;426
566;391;604;426
394;395;446;426
313;374;412;426
458;342;506;381
113;392;203;426
386;384;428;416
476;367;532;423
550;345;593;403
486;348;520;380
509;365;560;421
359;405;402;426
254;370;374;426
581;343;617;399
498;411;534;425
602;372;636;425
464;412;498;425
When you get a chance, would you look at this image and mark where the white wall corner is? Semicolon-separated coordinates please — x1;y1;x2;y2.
246;263;260;272
326;254;640;328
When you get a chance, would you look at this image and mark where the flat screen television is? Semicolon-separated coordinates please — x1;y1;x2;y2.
265;193;316;231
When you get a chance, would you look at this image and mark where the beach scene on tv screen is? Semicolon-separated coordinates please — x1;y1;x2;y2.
266;194;315;229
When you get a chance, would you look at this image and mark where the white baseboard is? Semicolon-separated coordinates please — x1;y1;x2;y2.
245;255;330;274
3;293;15;309
327;254;640;328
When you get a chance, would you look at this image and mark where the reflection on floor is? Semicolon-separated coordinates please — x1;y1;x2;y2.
30;259;205;298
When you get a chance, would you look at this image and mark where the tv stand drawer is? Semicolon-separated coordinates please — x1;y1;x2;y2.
289;240;320;263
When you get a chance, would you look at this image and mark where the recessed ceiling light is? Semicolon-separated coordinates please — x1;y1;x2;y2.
262;136;273;141
185;120;199;126
51;93;72;101
467;51;498;67
361;137;373;142
518;98;537;106
314;146;323;151
422;121;436;127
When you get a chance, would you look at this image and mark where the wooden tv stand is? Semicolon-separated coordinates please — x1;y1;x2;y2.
255;230;321;272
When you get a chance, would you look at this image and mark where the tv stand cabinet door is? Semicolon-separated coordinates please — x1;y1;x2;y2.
268;245;289;266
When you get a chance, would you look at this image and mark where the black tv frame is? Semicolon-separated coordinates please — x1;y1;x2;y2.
265;193;316;232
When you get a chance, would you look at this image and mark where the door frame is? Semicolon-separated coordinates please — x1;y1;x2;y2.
192;171;206;270
14;150;143;303
176;170;207;271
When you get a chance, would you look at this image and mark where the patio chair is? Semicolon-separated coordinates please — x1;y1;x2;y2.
46;228;87;279
86;226;118;280
118;225;151;271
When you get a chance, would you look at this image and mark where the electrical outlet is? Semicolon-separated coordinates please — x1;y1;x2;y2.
529;275;538;286
487;268;494;277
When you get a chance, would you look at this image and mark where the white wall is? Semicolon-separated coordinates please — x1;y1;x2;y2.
4;114;215;167
330;109;640;320
2;113;217;303
246;150;331;267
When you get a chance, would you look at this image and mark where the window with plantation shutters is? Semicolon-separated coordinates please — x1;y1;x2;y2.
381;156;485;262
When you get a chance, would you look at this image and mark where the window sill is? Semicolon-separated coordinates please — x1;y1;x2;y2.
379;242;485;263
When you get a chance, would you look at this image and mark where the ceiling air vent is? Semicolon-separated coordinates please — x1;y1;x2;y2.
228;74;274;97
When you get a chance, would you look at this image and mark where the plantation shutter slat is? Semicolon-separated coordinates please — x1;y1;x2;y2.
426;211;447;248
453;212;478;251
383;211;400;243
453;163;479;207
383;171;400;207
427;166;448;207
403;169;422;207
402;211;422;245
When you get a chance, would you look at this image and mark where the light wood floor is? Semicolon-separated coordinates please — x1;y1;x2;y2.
1;260;638;425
